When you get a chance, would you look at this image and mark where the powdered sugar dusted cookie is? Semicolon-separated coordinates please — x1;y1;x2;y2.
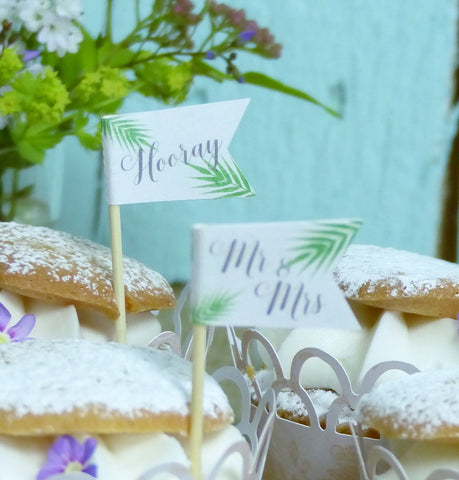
356;368;459;440
334;244;459;318
0;339;233;435
0;222;175;319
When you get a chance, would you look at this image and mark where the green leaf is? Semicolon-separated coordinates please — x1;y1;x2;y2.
192;58;229;83
190;64;339;117
10;121;65;164
72;113;101;151
242;72;340;117
188;158;255;198
102;117;151;152
192;291;239;325
3;183;34;202
285;220;362;274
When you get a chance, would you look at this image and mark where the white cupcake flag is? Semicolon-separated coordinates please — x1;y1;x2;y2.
102;98;253;205
190;219;362;330
101;99;253;480
101;99;253;341
188;219;361;478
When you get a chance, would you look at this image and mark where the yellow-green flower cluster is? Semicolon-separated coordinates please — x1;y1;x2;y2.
0;48;23;87
167;62;193;100
0;66;69;124
74;66;129;110
134;59;193;104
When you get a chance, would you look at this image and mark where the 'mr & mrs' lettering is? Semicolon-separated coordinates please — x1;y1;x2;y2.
213;238;322;320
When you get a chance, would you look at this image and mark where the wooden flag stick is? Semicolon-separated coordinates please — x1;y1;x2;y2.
109;204;127;343
189;323;207;480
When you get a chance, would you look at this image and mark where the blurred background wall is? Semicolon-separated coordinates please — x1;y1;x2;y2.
53;0;459;283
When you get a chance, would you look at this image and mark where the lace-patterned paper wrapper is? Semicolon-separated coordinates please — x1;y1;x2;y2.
226;328;428;480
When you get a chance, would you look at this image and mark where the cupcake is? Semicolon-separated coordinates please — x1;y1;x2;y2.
0;221;176;345
334;244;459;383
242;244;459;480
264;244;459;423
0;338;248;479
355;368;459;479
236;329;379;480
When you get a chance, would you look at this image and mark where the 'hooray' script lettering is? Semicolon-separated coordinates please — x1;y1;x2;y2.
121;139;222;185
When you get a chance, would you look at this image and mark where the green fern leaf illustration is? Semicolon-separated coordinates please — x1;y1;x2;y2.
102;117;151;152
188;157;254;198
192;291;239;325
286;220;361;274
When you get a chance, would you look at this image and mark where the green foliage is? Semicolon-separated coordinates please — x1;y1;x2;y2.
192;291;239;325
0;1;337;219
102;117;151;153
188;157;255;198
243;72;340;117
286;220;362;273
0;68;69;123
0;48;23;87
133;59;193;105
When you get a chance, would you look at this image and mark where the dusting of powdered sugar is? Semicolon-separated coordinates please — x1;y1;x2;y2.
0;222;173;300
333;244;459;298
356;369;459;438
277;389;338;418
0;339;231;420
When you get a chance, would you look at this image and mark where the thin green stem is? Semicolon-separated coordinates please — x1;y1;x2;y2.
0;169;4;221
0;146;17;156
106;0;113;41
124;49;206;67
135;0;140;22
8;168;19;221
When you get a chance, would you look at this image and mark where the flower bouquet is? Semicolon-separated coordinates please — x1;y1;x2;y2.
0;0;335;222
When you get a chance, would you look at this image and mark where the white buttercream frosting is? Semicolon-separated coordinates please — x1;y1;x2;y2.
358;311;459;386
270;308;459;392
276;327;368;392
0;289;161;345
377;442;459;480
1;427;246;480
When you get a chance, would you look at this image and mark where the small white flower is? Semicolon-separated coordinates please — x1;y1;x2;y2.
37;12;82;56
18;0;51;32
0;0;20;22
55;0;82;21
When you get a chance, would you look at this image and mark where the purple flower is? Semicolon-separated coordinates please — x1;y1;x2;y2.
37;436;98;480
205;50;215;59
238;30;255;43
0;303;35;344
21;50;41;62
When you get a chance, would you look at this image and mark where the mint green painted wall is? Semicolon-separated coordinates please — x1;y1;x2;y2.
55;1;459;282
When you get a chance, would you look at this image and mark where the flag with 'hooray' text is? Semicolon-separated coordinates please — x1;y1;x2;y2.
102;99;253;205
